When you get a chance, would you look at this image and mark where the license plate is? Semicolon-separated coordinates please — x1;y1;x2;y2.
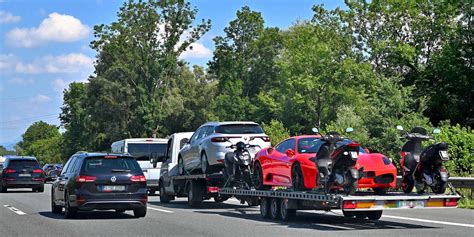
19;173;31;177
102;185;125;192
399;200;425;208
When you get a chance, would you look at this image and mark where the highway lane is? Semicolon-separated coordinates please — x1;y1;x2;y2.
0;184;473;237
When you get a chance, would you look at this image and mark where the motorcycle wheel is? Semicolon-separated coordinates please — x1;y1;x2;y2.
344;179;358;195
401;176;414;194
415;181;426;194
253;162;270;190
431;179;447;194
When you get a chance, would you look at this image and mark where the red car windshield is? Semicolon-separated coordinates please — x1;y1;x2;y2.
297;138;367;154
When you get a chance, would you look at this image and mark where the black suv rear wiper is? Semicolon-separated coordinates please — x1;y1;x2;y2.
111;169;131;172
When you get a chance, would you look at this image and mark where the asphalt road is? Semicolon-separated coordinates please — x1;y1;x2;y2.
1;184;473;237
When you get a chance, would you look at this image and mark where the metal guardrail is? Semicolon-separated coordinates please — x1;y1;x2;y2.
396;176;474;189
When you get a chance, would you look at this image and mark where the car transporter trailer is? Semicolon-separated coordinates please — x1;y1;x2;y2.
159;173;461;222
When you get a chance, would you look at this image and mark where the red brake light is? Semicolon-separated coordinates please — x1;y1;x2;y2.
211;137;227;142
343;201;356;209
444;198;458;207
76;175;97;182
130;175;146;182
104;155;117;159
4;168;16;173
33;169;43;173
347;143;360;148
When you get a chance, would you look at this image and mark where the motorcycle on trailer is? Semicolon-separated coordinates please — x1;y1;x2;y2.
397;126;449;194
312;127;363;195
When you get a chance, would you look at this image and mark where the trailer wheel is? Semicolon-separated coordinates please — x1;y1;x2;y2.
366;210;383;220
280;199;296;221
270;198;281;220
187;180;204;208
160;182;171;204
260;198;271;219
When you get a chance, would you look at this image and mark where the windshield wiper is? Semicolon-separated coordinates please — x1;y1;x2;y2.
111;169;131;172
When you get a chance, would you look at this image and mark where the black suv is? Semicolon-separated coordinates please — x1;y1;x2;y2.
0;156;45;192
51;152;147;218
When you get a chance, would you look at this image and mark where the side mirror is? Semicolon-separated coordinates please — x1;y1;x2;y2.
364;148;370;153
312;127;319;133
396;125;404;131
267;147;273;154
433;128;441;134
346;127;354;133
285;149;295;157
182;138;190;144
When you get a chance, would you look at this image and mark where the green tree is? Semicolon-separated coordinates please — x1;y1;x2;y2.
16;121;63;164
209;6;283;121
261;120;290;146
0;145;15;156
85;0;211;150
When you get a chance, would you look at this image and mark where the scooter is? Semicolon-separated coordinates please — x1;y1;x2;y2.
312;128;363;195
397;126;449;194
223;141;259;189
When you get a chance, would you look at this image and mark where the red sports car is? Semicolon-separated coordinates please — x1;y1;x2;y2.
253;135;397;194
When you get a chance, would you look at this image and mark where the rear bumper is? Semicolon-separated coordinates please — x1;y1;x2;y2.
2;180;44;188
77;200;146;211
147;179;159;188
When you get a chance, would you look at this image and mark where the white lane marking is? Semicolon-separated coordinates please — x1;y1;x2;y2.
316;223;355;230
3;204;26;215
382;215;474;228
147;206;174;213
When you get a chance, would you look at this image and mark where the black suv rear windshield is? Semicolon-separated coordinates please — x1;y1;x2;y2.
8;160;40;169
81;157;141;174
215;124;264;134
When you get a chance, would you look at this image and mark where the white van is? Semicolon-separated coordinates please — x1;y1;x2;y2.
111;138;167;194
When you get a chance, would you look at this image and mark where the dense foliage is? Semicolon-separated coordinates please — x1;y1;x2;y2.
15;0;472;175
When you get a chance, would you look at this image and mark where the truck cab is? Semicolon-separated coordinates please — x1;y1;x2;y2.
159;132;193;196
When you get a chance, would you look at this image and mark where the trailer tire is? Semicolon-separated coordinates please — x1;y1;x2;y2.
260;198;271;219
366;210;383;220
280;199;296;221
160;182;171;204
187;180;204;208
270;198;281;220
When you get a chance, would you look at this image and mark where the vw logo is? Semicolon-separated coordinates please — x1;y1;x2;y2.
110;176;117;183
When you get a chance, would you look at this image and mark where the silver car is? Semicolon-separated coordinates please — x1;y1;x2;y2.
178;121;271;174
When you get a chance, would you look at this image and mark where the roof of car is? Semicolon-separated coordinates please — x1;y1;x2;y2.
200;121;259;127
74;152;134;157
4;155;37;160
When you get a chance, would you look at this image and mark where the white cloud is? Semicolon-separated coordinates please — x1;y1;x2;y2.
6;12;89;48
179;42;212;59
15;53;94;74
52;78;68;92
0;54;17;70
30;94;51;103
0;11;21;24
7;78;34;86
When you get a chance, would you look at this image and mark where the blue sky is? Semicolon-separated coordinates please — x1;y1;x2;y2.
0;0;345;149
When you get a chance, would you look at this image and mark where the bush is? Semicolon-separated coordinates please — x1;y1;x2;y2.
261;119;290;146
434;122;474;176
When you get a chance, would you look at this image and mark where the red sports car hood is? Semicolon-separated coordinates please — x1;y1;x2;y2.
356;153;389;168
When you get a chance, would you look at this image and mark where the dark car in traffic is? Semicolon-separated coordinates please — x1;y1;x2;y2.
51;152;148;218
42;163;62;182
0;156;45;192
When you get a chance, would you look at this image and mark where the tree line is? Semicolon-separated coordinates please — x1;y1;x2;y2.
14;0;473;175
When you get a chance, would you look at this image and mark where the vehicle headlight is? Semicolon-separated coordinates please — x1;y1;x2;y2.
382;156;392;165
